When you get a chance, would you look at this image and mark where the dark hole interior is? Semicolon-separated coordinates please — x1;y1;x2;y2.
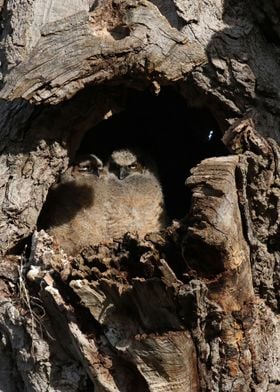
78;87;228;220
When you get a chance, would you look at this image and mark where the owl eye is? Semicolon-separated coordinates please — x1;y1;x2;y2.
129;164;137;170
79;165;90;172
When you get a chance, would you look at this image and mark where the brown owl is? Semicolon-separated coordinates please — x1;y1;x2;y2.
40;149;166;255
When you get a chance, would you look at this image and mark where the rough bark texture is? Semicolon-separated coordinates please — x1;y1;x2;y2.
0;0;279;391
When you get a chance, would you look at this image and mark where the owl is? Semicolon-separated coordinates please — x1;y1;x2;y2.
39;154;107;255
104;149;166;240
40;149;166;255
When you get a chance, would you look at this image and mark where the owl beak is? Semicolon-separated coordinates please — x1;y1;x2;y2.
119;167;128;180
96;166;103;177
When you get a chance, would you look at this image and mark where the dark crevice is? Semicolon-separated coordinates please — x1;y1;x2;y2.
182;237;226;277
78;86;229;220
7;234;32;256
109;25;130;40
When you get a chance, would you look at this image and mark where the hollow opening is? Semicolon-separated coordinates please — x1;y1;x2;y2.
77;86;228;220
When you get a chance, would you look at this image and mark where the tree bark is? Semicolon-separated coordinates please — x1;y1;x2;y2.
0;1;279;391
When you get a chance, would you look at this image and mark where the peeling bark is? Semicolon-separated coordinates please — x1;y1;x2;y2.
0;0;279;391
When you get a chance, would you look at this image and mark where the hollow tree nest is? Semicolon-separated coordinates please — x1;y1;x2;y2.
10;82;280;392
25;82;267;390
26;84;279;318
36;86;229;277
76;87;228;219
1;0;280;389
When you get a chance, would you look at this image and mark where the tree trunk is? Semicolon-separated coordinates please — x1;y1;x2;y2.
0;0;279;391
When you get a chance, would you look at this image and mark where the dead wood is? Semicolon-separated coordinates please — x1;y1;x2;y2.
0;1;279;391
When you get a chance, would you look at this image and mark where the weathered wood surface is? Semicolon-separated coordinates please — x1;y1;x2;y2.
17;124;278;391
0;0;280;254
0;0;279;391
0;1;205;103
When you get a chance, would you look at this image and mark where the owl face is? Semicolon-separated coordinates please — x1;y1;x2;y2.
108;149;143;180
73;154;103;177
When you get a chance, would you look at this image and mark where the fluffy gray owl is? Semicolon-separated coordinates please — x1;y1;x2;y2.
41;149;166;255
104;149;166;240
40;154;107;255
